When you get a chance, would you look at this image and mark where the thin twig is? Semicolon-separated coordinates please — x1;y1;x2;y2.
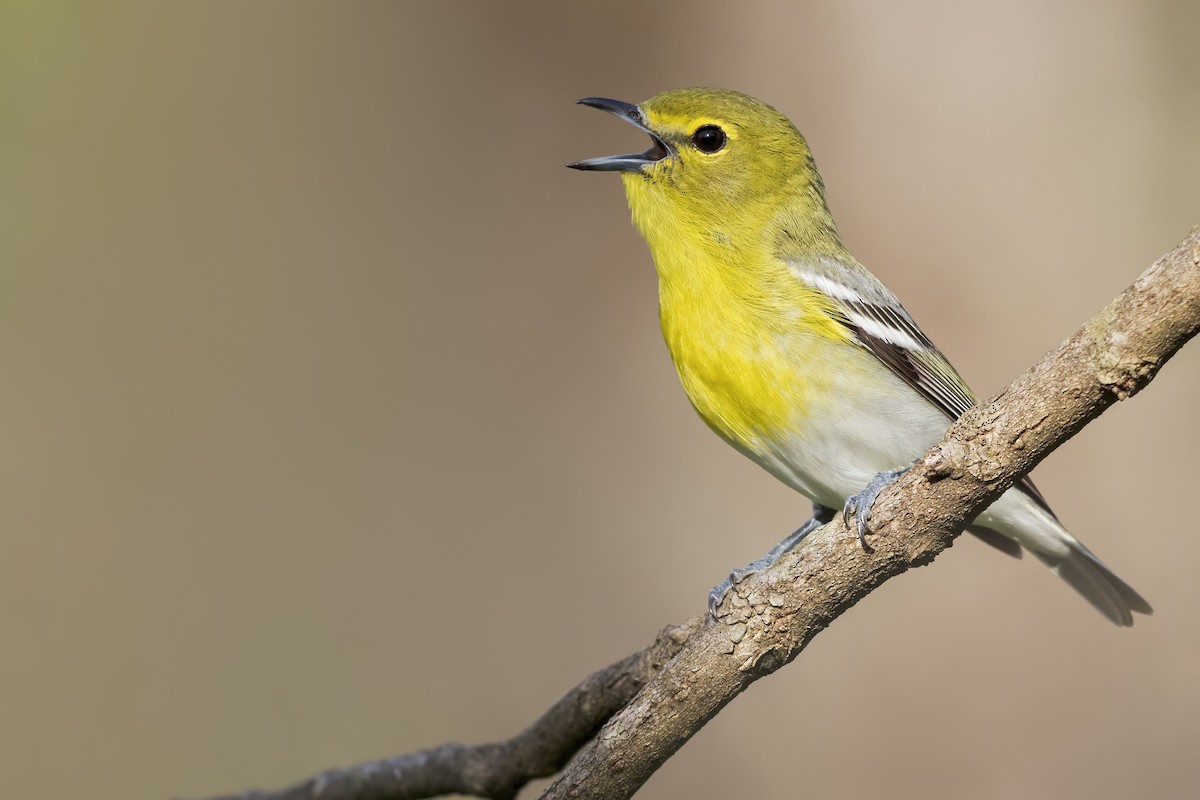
196;622;699;800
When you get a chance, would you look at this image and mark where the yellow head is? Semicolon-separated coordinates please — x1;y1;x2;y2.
569;88;841;259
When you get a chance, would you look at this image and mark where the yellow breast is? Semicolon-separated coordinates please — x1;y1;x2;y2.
617;166;855;452
648;230;850;451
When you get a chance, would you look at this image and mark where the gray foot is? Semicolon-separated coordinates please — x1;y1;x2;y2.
708;504;836;618
842;467;908;551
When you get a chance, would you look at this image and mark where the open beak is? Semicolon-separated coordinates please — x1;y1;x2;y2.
567;97;672;172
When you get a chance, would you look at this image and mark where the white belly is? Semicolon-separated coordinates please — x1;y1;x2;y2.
741;361;1074;559
748;364;950;510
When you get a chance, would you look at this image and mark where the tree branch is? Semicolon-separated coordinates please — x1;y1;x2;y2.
196;226;1200;800
197;622;699;800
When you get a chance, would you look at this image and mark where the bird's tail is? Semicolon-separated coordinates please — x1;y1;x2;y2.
1029;545;1153;627
976;488;1152;626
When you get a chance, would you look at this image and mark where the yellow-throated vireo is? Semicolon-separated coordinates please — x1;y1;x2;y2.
569;88;1150;626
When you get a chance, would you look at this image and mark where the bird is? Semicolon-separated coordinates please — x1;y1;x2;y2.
568;87;1150;626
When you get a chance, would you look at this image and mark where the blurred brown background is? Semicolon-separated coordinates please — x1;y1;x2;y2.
3;2;1199;798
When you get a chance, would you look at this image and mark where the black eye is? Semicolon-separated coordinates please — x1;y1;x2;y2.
691;124;727;154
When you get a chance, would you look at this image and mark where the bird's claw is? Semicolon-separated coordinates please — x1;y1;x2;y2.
708;557;775;618
707;505;835;619
842;467;908;552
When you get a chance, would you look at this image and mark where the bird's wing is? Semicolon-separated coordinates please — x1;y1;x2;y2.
789;256;1056;517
